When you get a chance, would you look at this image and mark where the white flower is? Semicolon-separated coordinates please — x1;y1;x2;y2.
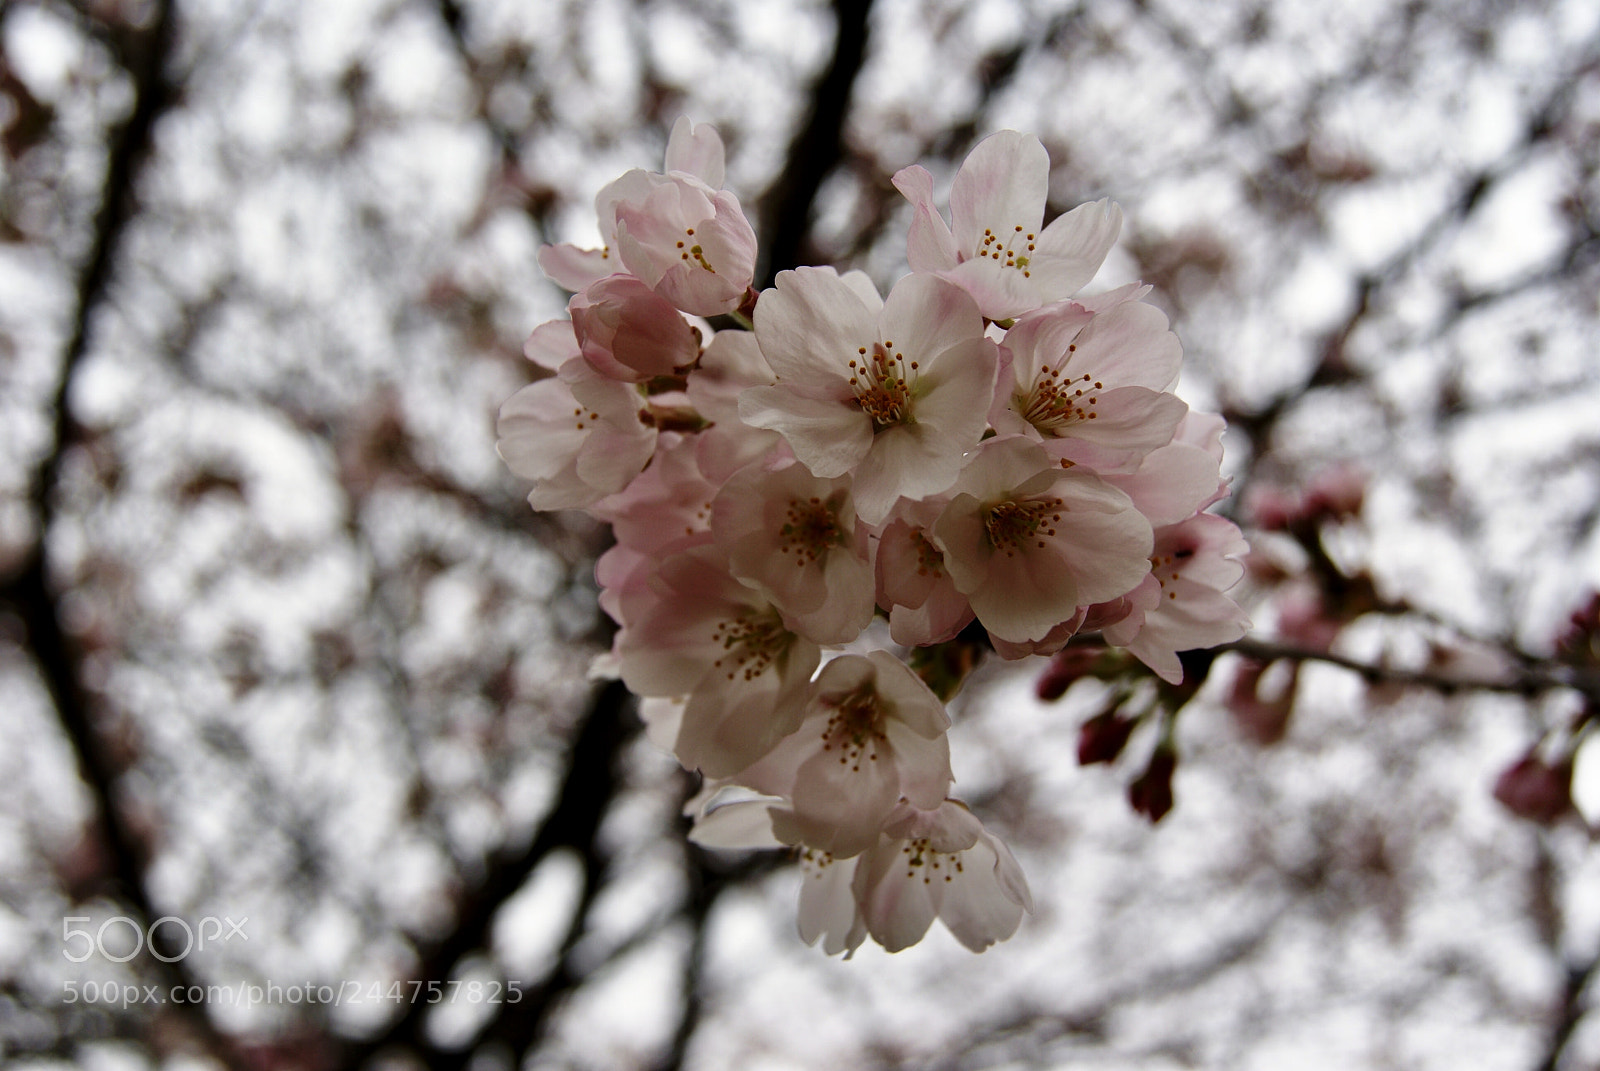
496;327;656;511
893;130;1122;320
739;268;996;525
991;288;1188;474
740;651;953;859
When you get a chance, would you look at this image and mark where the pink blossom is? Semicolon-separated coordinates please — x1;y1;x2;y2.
991;292;1187;474
569;274;702;382
612;539;820;777
850;800;1033;953
892;130;1122;320
710;454;874;645
740;268;996;525
684;329;785;484
1101;512;1251;683
740;651;953;859
496;341;656;511
537;119;756;315
932;436;1153;644
873;497;974;647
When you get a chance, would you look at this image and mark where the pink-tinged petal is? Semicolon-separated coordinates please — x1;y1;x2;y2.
1070;297;1182;389
849;423;962;526
522;318;582;371
664;116;725;188
889;587;974;647
687;794;784;850
1126;577;1250;683
1176;409;1228;461
591;433;718;553
496;361;655;511
1026;196;1123;294
1040;386;1190;473
904;335;998;439
938;839;1027;952
934;440;1153;642
877;274;987;387
651;192;757;314
782;545;876;645
677;658;811;777
796;849;866;956
880;799;983;853
1105;439;1222;526
875;512;975;646
593;168;662;244
987;612;1083;659
839;269;888;312
711;460;872;642
636;696;684;753
1098;572;1163;643
687;330;774;423
949;130;1049;254
865;649;951;738
892;164;959;272
537;243;618;293
856;843;940;953
885;723;953;810
789;742;902;858
753;266;880;384
963;537;1091;643
739;385;870;479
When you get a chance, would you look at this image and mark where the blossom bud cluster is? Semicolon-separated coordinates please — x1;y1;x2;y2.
498;119;1250;955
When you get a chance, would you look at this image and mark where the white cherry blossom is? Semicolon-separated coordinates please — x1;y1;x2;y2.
893;130;1123;320
740;267;996;524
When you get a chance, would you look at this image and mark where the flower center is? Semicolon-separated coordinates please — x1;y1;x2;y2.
848;341;917;431
983;497;1064;557
779;495;848;567
900;837;965;884
709;608;792;682
974;224;1036;278
1019;344;1103;434
820;685;888;772
674;226;715;272
1150;541;1196;603
910;530;945;579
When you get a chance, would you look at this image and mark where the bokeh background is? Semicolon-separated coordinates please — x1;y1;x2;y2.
4;0;1600;1067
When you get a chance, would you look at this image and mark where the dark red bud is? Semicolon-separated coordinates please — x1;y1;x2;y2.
1492;753;1574;825
1129;748;1178;823
1078;711;1138;765
1036;647;1103;701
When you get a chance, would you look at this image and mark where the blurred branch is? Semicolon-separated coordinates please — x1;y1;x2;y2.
1536;949;1598;1071
756;0;873;285
337;677;637;1067
1069;633;1600;706
0;0;252;1064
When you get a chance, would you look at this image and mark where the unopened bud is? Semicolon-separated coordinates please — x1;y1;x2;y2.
1129;747;1178;823
1036;647;1103;701
1492;752;1574;825
1078;711;1138;765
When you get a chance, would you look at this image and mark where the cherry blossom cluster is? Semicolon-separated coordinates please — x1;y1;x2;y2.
498;119;1250;956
